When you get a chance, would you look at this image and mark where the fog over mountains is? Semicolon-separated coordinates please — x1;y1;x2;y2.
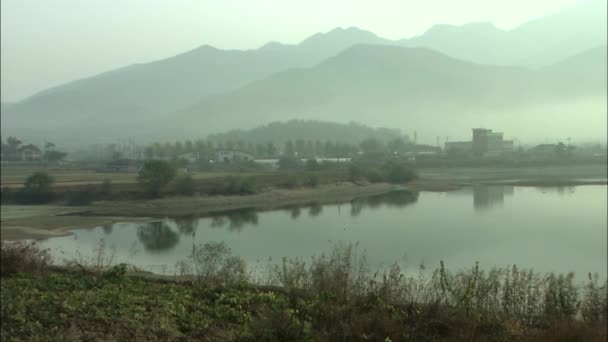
1;0;606;145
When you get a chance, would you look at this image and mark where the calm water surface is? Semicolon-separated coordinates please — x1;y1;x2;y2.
39;185;607;276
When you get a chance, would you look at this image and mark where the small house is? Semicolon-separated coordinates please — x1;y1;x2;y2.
215;150;254;163
19;144;42;161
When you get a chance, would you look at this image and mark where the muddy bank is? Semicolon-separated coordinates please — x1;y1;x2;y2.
1;182;405;240
86;182;404;218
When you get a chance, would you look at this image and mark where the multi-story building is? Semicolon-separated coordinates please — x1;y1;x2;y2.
445;128;513;156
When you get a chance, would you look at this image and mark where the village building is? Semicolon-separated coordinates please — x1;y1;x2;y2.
215;150;255;163
445;128;513;156
19;144;43;161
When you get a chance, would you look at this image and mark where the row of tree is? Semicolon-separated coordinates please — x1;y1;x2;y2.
141;137;422;161
0;136;67;162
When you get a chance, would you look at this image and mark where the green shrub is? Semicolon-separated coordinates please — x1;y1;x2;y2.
0;241;51;277
66;186;95;206
284;175;301;189
278;156;302;170
305;174;320;187
137;160;177;197
15;172;55;204
188;241;248;285
0;187;13;203
174;174;196;196
99;179;112;198
384;160;417;183
305;159;319;171
210;176;257;195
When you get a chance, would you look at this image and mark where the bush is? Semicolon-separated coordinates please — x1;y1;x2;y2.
305;174;320;187
284;175;301;189
0;187;13;203
188;241;247;285
99;179;112;198
66;186;95;206
174;174;195;196
137;160;177;197
305;159;319;171
15;172;55;204
209;176;257;195
384;160;417;183
1;241;51;277
278;156;302;170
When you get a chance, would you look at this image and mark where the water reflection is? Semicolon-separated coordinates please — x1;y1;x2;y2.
308;203;323;217
174;217;197;236
209;208;258;232
473;185;514;211
37;185;608;277
536;186;576;195
289;207;301;219
350;190;419;217
101;223;113;235
136;221;180;252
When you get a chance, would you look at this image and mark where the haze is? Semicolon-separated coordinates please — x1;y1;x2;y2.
1;0;583;101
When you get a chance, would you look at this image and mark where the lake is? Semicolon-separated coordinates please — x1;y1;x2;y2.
39;185;607;277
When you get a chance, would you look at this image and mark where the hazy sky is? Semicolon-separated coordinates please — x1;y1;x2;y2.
1;0;583;102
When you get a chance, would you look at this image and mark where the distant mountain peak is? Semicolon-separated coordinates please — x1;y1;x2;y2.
423;21;503;35
299;26;381;46
259;41;288;51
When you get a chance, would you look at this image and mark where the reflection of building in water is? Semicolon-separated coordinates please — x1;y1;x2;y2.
473;185;514;210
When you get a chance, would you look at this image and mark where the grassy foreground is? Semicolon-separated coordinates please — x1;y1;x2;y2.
1;242;607;341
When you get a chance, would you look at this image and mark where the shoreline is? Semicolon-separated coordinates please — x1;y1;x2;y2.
1;168;606;241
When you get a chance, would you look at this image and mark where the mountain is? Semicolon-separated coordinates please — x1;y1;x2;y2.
1;0;605;144
170;44;606;143
399;0;607;67
1;27;389;144
208;120;405;145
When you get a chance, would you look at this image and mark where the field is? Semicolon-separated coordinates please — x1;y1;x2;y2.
0;166;253;189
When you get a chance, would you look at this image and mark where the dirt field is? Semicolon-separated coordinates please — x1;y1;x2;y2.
0;168;255;188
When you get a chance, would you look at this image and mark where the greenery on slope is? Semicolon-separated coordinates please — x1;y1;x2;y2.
1;241;606;341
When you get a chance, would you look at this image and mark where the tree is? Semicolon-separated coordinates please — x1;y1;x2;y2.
5;136;22;160
360;138;384;157
17;172;55;204
388;138;407;154
278;156;301;170
284;140;295;157
266;142;277;157
44;150;67;162
137;160;176;197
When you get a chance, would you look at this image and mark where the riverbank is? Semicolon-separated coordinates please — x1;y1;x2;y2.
2;163;606;241
0;182;403;240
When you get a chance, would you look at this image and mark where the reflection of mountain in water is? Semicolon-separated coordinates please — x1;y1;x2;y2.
350;190;419;217
473;185;514;211
209;208;259;232
136;221;180;252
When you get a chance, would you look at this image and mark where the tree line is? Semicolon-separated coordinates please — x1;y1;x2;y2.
141;137;422;161
0;136;67;162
